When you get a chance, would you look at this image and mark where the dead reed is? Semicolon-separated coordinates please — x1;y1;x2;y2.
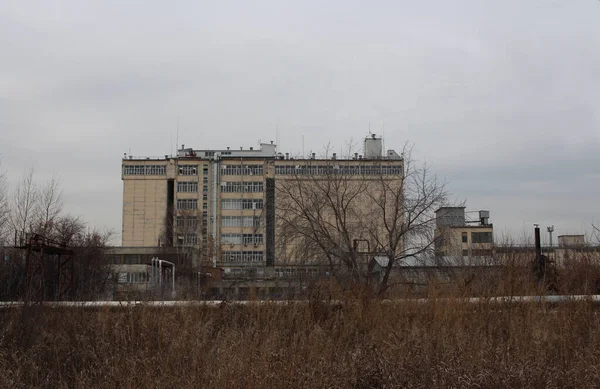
1;293;600;388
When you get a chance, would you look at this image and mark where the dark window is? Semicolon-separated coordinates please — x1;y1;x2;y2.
472;232;493;244
462;232;468;243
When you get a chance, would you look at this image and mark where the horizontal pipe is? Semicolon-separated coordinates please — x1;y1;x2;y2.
2;295;600;308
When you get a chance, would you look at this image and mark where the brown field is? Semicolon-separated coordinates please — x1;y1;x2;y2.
1;291;600;389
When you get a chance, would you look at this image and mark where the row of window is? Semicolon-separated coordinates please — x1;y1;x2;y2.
472;232;493;244
276;268;322;279
221;165;264;176
462;231;494;244
179;165;198;176
118;272;148;283
177;181;198;193
108;254;146;264
177;234;198;246
221;216;263;228
177;199;198;210
221;198;264;210
221;181;263;193
274;164;402;176
176;216;198;228
222;251;264;263
123;165;167;176
221;233;264;245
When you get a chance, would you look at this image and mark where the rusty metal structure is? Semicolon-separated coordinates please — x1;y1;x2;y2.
14;231;75;301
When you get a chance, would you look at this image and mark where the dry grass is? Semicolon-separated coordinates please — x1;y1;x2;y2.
1;293;600;389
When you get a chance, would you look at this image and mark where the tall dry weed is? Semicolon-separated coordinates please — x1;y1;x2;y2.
1;295;600;388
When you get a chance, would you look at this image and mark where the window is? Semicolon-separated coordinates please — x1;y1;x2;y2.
220;181;263;193
176;216;197;228
221;216;263;228
117;272;148;283
221;165;264;176
222;250;264;263
221;233;263;245
243;234;263;245
177;181;198;193
462;250;469;257
273;164;402;176
276;267;321;279
178;165;198;176
202;194;208;201
123;165;166;176
123;254;143;264
177;234;198;246
462;232;468;243
176;199;198;210
221;199;264;210
221;233;242;245
472;232;493;244
108;255;121;264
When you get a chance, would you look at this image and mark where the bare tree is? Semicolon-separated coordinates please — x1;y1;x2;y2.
51;215;114;300
276;143;448;296
173;210;201;287
10;168;38;235
0;161;9;245
0;167;114;300
33;176;63;236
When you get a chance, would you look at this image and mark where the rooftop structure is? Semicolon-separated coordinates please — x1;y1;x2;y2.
434;207;494;259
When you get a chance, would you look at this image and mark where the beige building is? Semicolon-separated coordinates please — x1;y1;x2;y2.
434;207;494;260
122;136;404;273
557;235;586;247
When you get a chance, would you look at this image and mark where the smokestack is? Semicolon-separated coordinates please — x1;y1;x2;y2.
534;225;542;262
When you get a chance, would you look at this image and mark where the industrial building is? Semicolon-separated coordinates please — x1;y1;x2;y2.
120;135;404;289
434;207;494;261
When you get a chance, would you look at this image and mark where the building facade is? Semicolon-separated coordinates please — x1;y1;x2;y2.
434;207;494;260
121;136;404;275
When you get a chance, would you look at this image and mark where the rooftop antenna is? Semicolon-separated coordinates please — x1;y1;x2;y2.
382;120;386;155
276;122;280;152
175;116;179;156
302;134;305;158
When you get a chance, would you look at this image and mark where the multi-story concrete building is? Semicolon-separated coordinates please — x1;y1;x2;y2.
121;136;404;277
434;207;494;260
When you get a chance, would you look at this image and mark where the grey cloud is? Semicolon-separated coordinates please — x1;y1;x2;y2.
1;0;599;240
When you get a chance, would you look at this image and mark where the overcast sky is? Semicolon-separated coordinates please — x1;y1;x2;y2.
1;1;599;244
